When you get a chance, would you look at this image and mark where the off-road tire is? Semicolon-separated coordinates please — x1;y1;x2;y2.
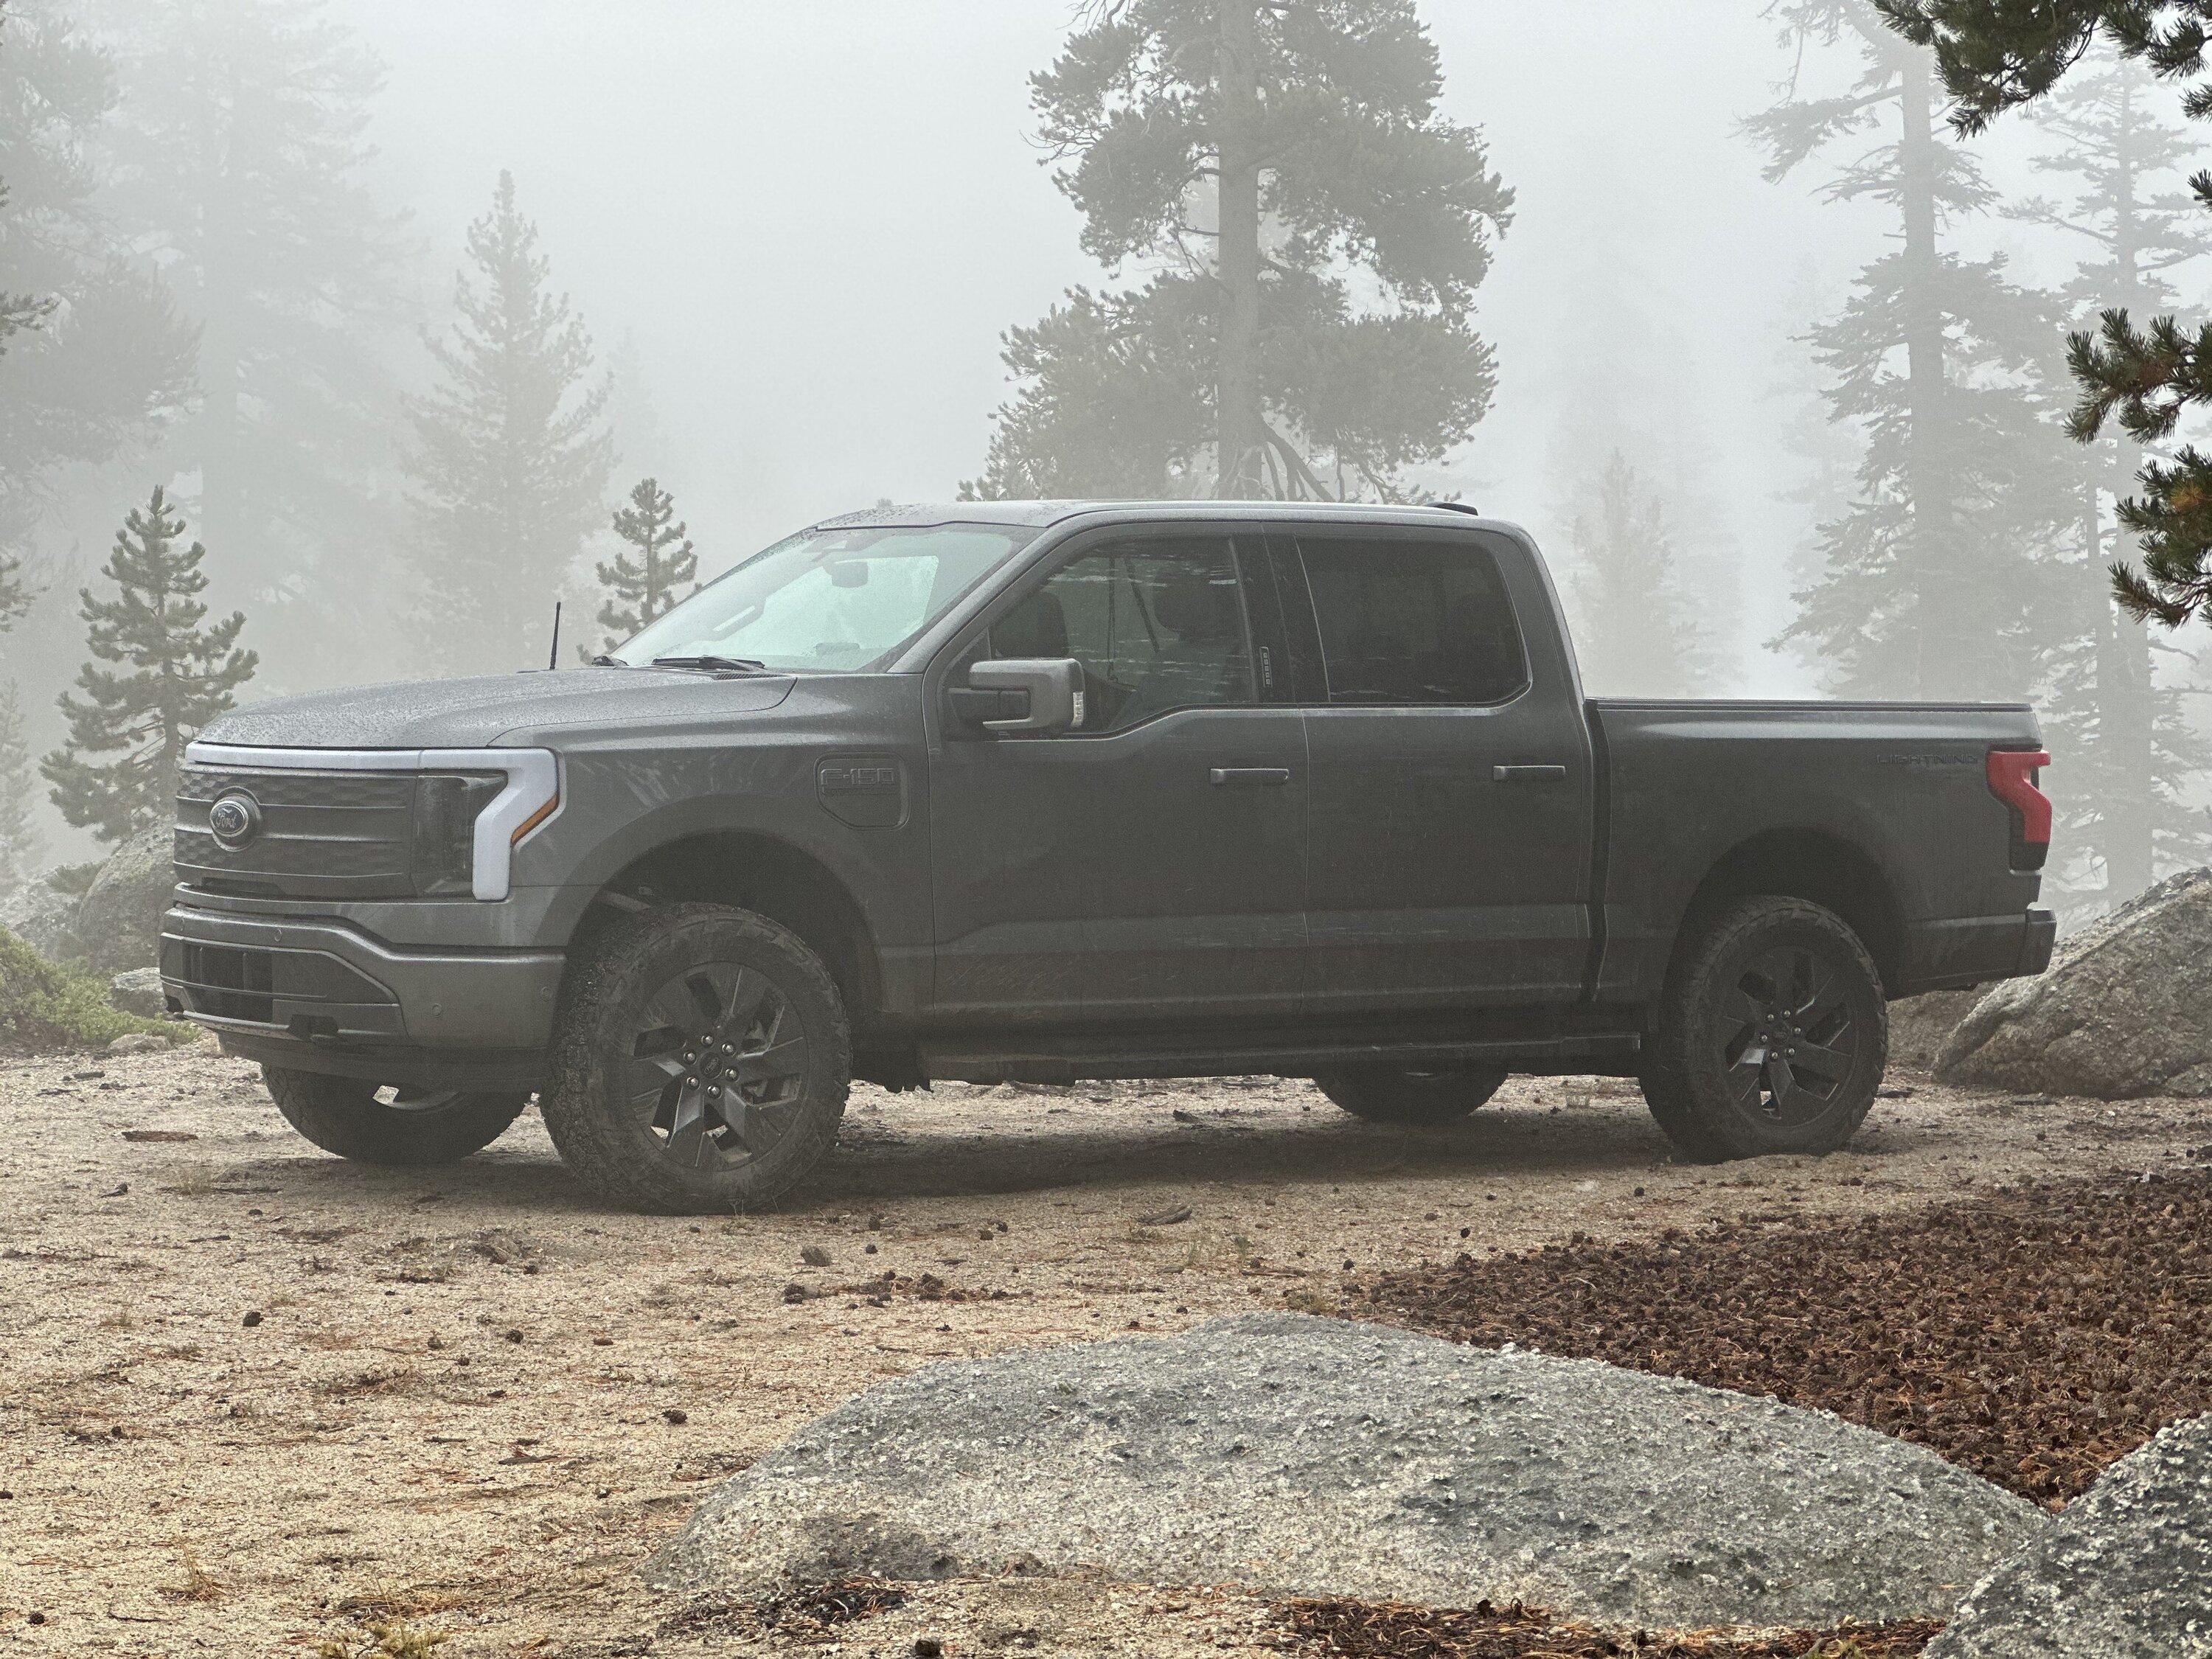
263;1067;529;1166
1641;895;1888;1163
1312;1067;1509;1125
540;902;851;1214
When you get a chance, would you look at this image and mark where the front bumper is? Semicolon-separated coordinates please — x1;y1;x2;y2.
161;900;564;1085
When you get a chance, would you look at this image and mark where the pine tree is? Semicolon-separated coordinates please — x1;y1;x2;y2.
1753;0;2076;702
86;0;414;689
0;0;195;622
1562;451;1715;698
405;170;612;674
0;679;40;887
968;0;1512;503
1876;1;2212;628
2013;57;2212;903
41;486;256;841
594;477;696;655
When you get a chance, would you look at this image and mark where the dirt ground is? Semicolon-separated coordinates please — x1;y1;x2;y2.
4;1043;2209;1658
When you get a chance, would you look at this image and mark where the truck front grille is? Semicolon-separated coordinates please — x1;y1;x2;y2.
175;765;417;900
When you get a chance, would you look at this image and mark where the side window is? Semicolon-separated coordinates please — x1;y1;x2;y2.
1296;536;1529;706
989;538;1256;733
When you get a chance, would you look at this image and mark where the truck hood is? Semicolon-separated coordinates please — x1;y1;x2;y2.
198;667;797;752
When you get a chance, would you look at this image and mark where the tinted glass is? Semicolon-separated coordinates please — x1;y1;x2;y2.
990;538;1255;733
1297;536;1528;705
620;522;1036;672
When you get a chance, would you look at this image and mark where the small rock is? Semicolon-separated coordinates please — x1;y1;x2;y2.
120;1130;195;1144
664;1408;689;1426
109;966;166;1018
106;1033;167;1055
1136;1205;1192;1227
781;1284;809;1305
799;1245;832;1267
242;1310;262;1327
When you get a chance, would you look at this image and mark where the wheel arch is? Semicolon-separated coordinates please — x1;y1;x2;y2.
1674;827;1905;994
575;830;886;1029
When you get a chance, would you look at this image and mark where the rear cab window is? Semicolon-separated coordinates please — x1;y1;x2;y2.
1290;533;1531;706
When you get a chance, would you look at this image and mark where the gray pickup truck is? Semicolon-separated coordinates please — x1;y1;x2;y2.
161;501;2054;1213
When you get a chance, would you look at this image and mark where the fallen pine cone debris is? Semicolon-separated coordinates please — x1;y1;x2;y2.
1338;1172;2212;1505
1281;1597;1939;1658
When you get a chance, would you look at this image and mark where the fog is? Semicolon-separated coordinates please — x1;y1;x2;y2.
0;0;2201;914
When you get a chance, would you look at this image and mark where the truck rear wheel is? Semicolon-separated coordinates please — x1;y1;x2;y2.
1641;896;1887;1163
263;1067;528;1166
540;902;851;1214
1312;1067;1507;1125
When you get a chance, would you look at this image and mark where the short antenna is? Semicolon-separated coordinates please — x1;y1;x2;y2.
547;601;563;671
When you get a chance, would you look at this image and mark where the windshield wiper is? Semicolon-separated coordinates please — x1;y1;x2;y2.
589;653;627;667
650;654;768;674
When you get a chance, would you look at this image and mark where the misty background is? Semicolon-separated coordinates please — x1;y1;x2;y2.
1;0;2203;922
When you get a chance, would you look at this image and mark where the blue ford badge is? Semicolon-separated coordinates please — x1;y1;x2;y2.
209;790;262;849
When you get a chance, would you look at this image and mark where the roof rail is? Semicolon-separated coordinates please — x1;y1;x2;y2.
1427;501;1483;516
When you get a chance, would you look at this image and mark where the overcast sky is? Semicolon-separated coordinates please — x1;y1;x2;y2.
324;1;2126;696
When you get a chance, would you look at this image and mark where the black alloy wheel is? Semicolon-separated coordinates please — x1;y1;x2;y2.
541;902;851;1213
628;961;810;1171
1717;945;1862;1127
1641;895;1887;1162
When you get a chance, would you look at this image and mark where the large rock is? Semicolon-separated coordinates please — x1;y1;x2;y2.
0;880;80;962
74;823;172;975
1930;1414;2212;1658
1888;987;1985;1071
647;1313;2042;1631
1940;870;2212;1099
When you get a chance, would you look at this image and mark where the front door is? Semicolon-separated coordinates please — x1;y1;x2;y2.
925;529;1309;1026
1284;526;1596;1009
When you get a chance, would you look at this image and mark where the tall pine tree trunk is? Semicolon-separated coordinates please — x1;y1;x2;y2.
1215;0;1265;498
1898;52;1953;698
2100;102;2159;901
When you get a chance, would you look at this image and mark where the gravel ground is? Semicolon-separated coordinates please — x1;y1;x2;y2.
649;1313;2042;1627
3;1043;2209;1656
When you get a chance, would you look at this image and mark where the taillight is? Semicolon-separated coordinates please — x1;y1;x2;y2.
1987;748;2051;872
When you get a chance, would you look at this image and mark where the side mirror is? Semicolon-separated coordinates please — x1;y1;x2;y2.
953;658;1084;735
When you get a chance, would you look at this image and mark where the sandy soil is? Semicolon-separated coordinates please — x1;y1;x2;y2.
3;1043;2208;1658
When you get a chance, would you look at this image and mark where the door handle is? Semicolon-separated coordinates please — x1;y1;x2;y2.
1492;764;1569;782
1210;767;1293;787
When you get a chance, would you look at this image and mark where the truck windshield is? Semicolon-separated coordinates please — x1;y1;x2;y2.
616;522;1039;674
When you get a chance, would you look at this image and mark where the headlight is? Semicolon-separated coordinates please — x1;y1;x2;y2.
411;773;506;896
407;752;560;900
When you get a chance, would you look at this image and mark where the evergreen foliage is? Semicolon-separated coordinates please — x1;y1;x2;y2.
90;0;415;689
2014;57;2212;900
968;0;1512;503
0;923;189;1048
0;678;39;888
1878;0;2212;631
594;477;696;655
1754;0;2076;702
1562;451;1715;698
41;486;256;842
0;0;195;622
404;170;611;674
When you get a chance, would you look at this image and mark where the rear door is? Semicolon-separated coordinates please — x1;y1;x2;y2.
925;526;1310;1023
1281;525;1596;1009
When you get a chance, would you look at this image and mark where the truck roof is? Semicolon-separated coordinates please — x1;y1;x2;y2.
812;499;1503;532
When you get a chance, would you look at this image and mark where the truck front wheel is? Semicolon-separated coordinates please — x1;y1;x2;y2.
1312;1067;1507;1125
540;903;851;1214
1641;896;1887;1163
263;1068;529;1166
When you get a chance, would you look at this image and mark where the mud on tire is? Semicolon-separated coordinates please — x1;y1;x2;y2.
263;1067;528;1166
540;902;852;1214
1641;895;1888;1164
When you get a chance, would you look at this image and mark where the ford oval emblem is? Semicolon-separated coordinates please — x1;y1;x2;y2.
209;790;263;849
